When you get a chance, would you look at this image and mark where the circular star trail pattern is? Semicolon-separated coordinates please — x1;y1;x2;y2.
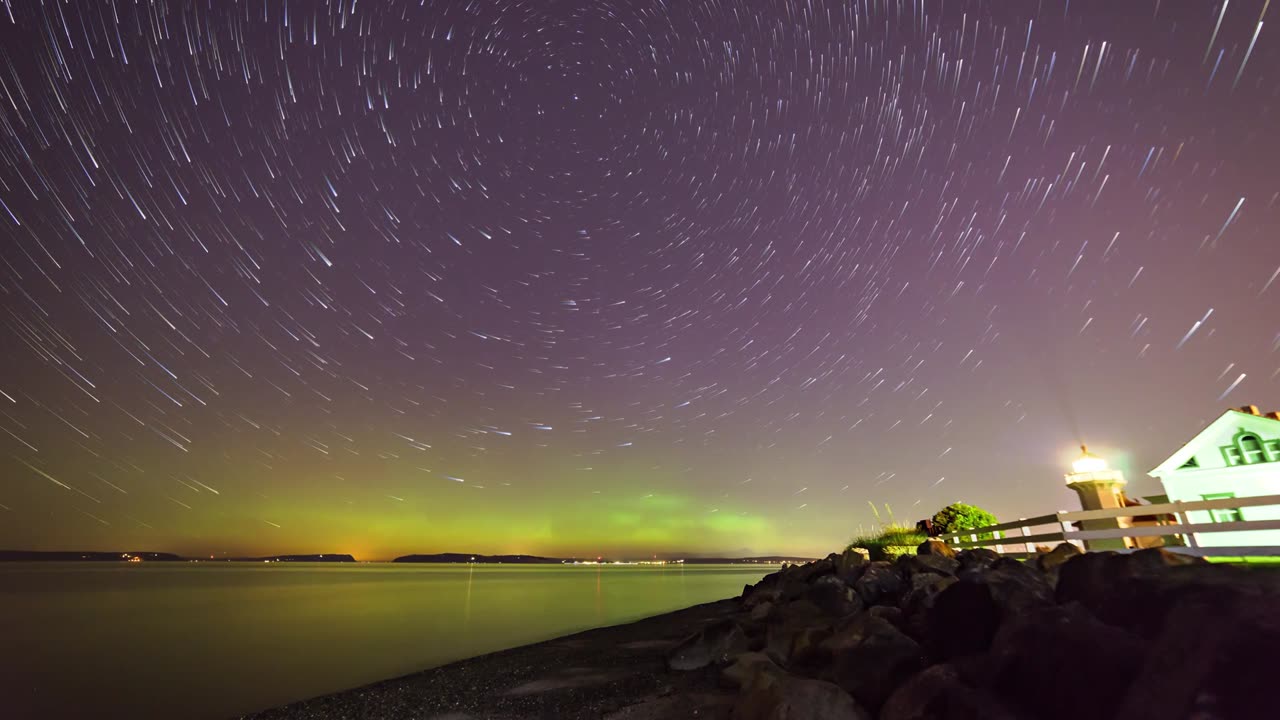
0;0;1277;558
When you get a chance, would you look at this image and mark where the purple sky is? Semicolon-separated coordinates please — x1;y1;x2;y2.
0;0;1276;558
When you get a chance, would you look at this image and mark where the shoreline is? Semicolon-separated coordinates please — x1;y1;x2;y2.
242;544;1280;720
242;596;749;720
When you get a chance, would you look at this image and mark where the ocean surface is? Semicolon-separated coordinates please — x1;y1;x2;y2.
0;562;774;719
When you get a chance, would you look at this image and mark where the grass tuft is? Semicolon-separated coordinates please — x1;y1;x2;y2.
846;523;928;562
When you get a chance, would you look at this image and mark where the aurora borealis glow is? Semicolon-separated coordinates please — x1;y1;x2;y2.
0;1;1277;560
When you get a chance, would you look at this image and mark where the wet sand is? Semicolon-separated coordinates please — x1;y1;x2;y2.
243;598;743;720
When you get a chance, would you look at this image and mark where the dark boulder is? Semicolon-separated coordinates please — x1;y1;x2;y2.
752;568;783;590
743;569;785;609
778;577;810;602
788;623;837;670
903;570;958;598
763;621;795;663
853;561;905;606
900;573;959;641
749;600;776;622
774;597;825;624
763;600;828;666
867;604;905;629
821;613;902;653
744;585;782;610
1032;542;1082;589
1127;546;1207;573
982;602;1147;720
747;597;773;620
899;553;960;578
735;672;872;720
836;547;869;585
925;580;1000;660
917;538;956;558
822;613;927;711
722;651;781;690
1053;550;1129;614
668;619;748;671
796;557;835;582
808;573;863;617
880;664;1019;720
1055;549;1212;630
1114;577;1280;719
961;557;1054;615
774;558;833;601
926;556;1053;659
1034;542;1081;573
931;556;1049;650
954;548;1000;573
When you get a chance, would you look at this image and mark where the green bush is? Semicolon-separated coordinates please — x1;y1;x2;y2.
846;524;928;562
931;502;998;540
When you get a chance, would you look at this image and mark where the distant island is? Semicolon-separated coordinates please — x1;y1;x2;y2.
0;551;184;562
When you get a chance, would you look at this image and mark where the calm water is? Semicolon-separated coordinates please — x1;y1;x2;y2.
0;562;772;719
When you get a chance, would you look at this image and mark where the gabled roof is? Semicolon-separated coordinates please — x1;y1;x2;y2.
1149;408;1280;477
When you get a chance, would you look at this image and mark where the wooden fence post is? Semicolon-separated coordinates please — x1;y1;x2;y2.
1175;501;1200;549
1057;513;1080;551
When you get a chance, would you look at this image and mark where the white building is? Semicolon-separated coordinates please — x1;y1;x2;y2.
1148;405;1280;549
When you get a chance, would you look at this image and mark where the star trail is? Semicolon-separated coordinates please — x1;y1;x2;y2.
0;0;1277;559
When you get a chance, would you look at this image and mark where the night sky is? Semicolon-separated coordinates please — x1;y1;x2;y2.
0;1;1276;560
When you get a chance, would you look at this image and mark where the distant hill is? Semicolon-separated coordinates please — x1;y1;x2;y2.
679;556;814;564
394;553;562;564
0;550;184;562
210;554;356;563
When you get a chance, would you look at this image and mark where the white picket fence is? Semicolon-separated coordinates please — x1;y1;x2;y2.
938;493;1280;558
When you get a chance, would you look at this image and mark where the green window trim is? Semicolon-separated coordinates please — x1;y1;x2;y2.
1220;429;1278;466
1221;446;1243;466
1201;493;1244;523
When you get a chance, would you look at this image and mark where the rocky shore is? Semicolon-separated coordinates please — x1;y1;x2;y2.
248;542;1278;719
701;541;1277;719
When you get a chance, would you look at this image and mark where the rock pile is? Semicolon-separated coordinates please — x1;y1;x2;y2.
668;542;1280;719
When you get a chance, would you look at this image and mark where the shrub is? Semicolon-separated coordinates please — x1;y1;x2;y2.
931;502;998;540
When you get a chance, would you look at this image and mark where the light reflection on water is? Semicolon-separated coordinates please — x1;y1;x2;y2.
0;562;773;719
